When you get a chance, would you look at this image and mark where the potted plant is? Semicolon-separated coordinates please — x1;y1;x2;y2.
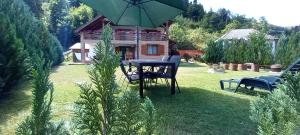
227;40;239;71
237;40;247;71
223;63;230;70
203;40;223;65
270;64;282;72
249;32;271;72
222;40;230;70
203;41;225;73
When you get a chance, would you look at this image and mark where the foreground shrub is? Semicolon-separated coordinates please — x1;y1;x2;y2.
16;56;68;135
250;89;299;135
72;25;157;135
281;73;300;102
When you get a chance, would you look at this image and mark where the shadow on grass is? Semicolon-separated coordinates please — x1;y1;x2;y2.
0;82;32;128
129;84;257;135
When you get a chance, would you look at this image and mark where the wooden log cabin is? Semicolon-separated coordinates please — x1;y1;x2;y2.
72;16;170;63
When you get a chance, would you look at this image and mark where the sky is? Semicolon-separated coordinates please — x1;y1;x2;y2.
198;0;300;27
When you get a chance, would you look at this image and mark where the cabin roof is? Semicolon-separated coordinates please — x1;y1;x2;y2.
70;43;92;50
75;16;114;33
219;29;277;40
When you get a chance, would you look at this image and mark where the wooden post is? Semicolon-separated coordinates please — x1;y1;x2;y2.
80;32;86;63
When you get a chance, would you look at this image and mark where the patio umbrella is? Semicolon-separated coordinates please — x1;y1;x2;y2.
80;0;187;58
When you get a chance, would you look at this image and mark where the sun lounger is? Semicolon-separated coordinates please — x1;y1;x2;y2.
220;58;300;92
235;76;281;92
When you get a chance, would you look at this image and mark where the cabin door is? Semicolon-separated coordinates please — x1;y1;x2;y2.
116;46;135;60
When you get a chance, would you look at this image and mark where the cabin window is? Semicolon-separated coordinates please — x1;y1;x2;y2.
147;44;158;55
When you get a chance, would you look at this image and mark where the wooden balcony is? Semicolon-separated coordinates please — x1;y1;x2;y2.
83;32;167;41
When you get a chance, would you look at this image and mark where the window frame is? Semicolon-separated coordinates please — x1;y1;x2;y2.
147;44;159;55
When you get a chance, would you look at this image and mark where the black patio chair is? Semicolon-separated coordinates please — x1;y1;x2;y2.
142;55;171;86
120;61;154;89
151;55;181;92
120;61;139;85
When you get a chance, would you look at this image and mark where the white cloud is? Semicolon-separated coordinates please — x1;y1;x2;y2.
197;0;300;26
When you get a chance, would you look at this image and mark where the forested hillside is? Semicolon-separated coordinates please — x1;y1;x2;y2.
170;0;292;50
23;0;94;51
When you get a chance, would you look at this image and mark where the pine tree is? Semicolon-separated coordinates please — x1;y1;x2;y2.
73;25;157;135
0;12;28;93
275;34;288;67
73;25;120;135
16;55;68;135
115;91;143;134
0;0;63;66
23;0;43;19
48;0;69;34
141;97;157;135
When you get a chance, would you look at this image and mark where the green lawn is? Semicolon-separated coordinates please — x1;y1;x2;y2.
0;62;273;135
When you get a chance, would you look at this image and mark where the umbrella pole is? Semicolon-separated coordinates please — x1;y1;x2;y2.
136;26;139;59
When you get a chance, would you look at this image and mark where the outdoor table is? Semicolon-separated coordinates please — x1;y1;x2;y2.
128;59;176;98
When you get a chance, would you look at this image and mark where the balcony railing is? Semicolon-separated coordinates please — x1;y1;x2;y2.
114;32;136;41
83;32;102;40
140;33;167;41
83;32;168;41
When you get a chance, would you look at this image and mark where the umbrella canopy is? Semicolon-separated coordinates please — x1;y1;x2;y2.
81;0;187;28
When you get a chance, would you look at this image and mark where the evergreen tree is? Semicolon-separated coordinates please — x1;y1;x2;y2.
254;17;270;33
0;13;29;93
275;34;288;67
47;0;69;34
0;0;63;66
202;40;224;64
16;56;68;135
286;32;300;67
69;4;94;30
68;4;94;46
249;32;272;65
72;25;157;135
141;97;157;135
114;91;143;134
23;0;44;19
186;0;205;21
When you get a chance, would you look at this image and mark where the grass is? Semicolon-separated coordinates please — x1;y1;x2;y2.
0;62;273;135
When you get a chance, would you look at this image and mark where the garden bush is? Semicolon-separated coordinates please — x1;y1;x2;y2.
227;39;242;64
203;40;224;64
275;34;288;68
248;32;272;65
250;85;300;135
275;32;300;69
236;40;248;64
281;73;300;103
